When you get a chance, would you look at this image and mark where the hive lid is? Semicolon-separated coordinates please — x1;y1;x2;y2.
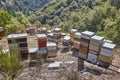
63;36;70;40
54;28;61;31
48;33;54;36
29;48;38;53
36;34;47;38
71;29;77;32
7;34;27;39
61;33;66;35
81;31;95;37
47;43;57;47
75;32;81;37
102;42;116;50
0;27;3;31
47;30;52;33
41;27;47;30
91;35;104;41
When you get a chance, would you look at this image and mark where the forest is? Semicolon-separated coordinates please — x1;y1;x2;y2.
0;0;120;45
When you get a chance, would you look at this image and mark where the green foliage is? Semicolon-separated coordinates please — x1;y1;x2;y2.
0;0;50;15
0;50;23;80
29;0;120;45
0;9;31;35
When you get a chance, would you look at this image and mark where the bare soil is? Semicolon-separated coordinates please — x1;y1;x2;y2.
0;35;120;80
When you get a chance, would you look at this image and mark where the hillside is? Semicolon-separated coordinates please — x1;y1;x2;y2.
0;0;50;15
29;0;120;44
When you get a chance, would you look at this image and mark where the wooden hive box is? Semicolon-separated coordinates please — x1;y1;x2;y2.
62;35;70;46
0;27;4;39
47;43;57;58
29;48;38;60
36;34;47;48
70;29;77;39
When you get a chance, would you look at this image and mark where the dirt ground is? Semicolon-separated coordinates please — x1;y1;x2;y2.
0;35;120;80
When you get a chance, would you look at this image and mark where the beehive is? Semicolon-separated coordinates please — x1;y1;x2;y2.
29;48;38;60
36;34;47;48
99;42;116;63
36;34;47;58
41;28;47;34
26;27;36;35
47;43;57;57
79;31;95;60
47;33;54;41
7;34;28;60
86;35;104;64
70;29;77;39
53;28;61;41
73;32;81;49
62;35;70;46
0;27;4;39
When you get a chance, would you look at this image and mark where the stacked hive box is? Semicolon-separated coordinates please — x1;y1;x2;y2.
61;33;66;38
47;33;54;42
62;35;71;46
98;42;116;68
41;28;47;34
29;48;38;60
36;34;47;58
79;31;95;60
7;34;28;60
70;29;77;45
0;27;4;39
73;32;81;49
53;28;61;43
47;30;52;34
47;43;57;58
87;35;104;64
26;27;36;35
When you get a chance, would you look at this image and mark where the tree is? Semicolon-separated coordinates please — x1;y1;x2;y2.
0;9;13;28
15;12;31;28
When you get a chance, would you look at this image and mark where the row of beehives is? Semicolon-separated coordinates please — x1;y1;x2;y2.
71;31;116;69
26;27;62;36
7;33;58;60
0;27;4;39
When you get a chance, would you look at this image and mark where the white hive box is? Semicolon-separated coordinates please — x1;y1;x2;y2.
100;42;116;57
87;53;98;64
